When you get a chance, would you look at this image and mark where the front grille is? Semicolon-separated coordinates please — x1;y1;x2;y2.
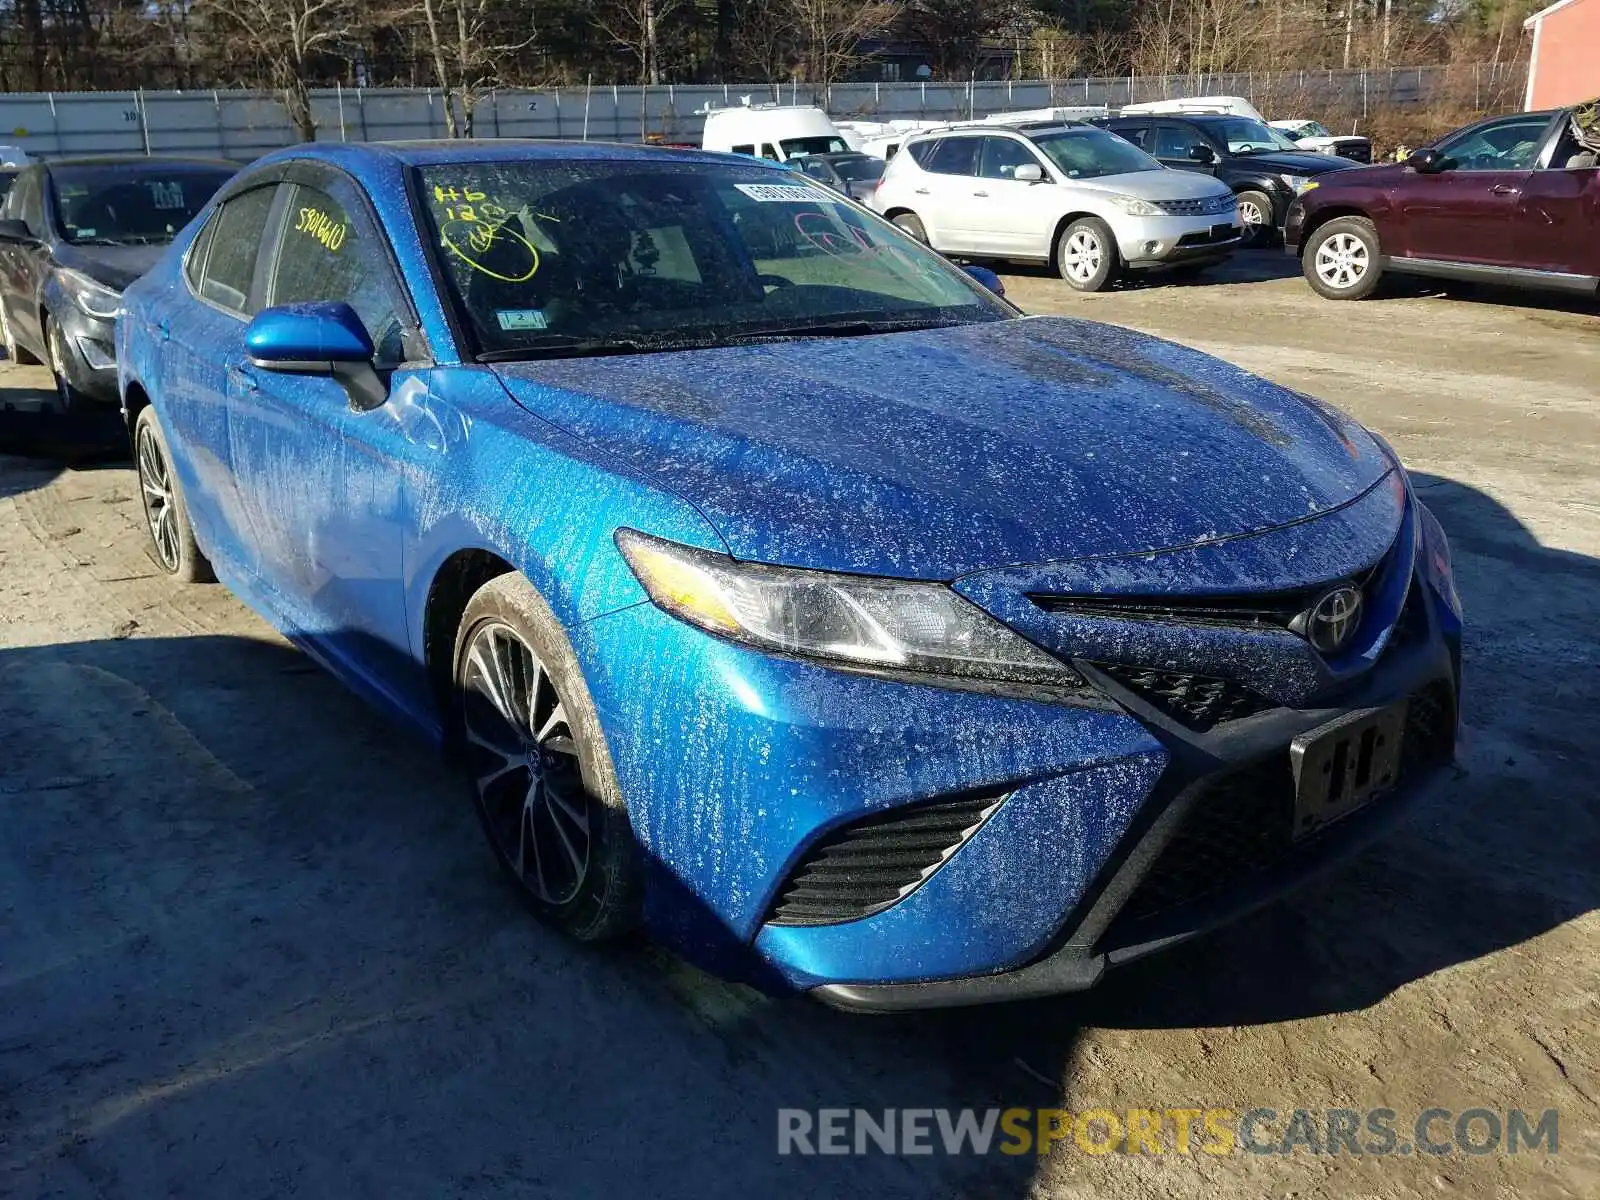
1030;587;1320;630
1112;683;1457;927
1154;195;1236;216
766;794;1002;926
1095;663;1275;730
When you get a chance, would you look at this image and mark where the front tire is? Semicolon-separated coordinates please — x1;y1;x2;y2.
45;314;93;413
1056;217;1119;292
453;573;642;941
1302;216;1383;301
133;405;213;582
1234;189;1275;247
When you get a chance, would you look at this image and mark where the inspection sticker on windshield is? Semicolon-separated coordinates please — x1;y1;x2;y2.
496;308;548;331
735;183;834;203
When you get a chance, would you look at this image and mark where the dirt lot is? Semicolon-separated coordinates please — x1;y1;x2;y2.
2;254;1596;1199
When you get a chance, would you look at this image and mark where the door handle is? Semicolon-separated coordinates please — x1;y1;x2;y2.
1489;184;1517;195
227;363;259;392
155;321;170;342
972;190;990;198
913;187;930;195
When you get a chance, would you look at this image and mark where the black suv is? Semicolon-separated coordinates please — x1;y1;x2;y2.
1094;114;1354;244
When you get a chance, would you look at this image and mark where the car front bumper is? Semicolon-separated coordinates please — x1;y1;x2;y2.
1114;212;1243;268
576;496;1463;1009
41;276;121;408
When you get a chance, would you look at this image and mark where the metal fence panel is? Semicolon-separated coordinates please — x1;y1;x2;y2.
0;64;1527;160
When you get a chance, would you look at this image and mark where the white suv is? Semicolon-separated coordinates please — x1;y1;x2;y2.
870;123;1241;291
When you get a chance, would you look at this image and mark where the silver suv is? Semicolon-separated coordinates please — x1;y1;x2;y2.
870;123;1241;291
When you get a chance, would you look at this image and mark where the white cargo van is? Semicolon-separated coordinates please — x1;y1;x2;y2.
700;105;849;162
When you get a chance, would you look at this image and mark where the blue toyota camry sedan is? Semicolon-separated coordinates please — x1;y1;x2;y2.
116;141;1462;1010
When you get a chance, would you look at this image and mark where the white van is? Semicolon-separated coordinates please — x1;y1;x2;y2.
1119;96;1266;122
700;105;849;163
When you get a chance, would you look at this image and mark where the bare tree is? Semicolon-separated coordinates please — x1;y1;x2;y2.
779;0;892;85
202;0;353;141
407;0;536;136
593;0;687;84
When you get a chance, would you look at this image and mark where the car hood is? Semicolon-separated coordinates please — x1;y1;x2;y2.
1232;149;1354;174
493;317;1393;579
1076;170;1233;200
53;242;166;291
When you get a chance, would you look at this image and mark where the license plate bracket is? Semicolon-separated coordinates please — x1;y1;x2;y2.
1290;701;1408;840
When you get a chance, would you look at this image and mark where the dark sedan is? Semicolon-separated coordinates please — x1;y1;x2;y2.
790;151;887;202
0;156;236;412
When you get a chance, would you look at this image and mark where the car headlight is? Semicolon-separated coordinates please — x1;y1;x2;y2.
57;268;122;320
616;530;1085;689
1106;194;1162;216
1279;174;1315;193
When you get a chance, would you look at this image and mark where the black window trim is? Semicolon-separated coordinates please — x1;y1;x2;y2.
182;178;288;321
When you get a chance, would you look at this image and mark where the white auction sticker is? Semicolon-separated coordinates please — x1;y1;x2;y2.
734;183;834;203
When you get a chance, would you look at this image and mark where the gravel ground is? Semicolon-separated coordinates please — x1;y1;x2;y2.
1;252;1596;1199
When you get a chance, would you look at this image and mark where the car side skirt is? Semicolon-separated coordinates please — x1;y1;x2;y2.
1383;255;1600;295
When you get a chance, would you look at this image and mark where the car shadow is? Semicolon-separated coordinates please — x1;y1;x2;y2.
994;248;1300;292
1;471;1592;1196
1377;275;1600;321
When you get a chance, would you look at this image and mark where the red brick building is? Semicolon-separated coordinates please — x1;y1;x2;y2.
1524;0;1600;109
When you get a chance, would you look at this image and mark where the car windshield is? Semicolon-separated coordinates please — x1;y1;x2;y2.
828;155;885;183
415;160;1008;360
780;135;849;156
1032;128;1162;178
49;164;233;245
1213;119;1302;154
793;157;844;187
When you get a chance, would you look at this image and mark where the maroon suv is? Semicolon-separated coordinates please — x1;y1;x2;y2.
1284;108;1598;301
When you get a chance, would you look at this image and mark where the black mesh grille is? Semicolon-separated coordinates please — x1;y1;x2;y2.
767;795;1001;926
1095;663;1275;730
1113;682;1457;927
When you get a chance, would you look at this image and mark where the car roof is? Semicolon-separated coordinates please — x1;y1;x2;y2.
310;139;745;168
42;154;237;169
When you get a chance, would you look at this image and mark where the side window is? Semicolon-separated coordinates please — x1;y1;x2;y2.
1110;123;1151;151
759;143;780;161
906;139;939;167
1153;123;1209;160
979;137;1045;181
269;182;406;364
199;185;278;314
11;171;43;237
1435;115;1552;172
183;209;219;293
731;144;755;156
925;137;980;177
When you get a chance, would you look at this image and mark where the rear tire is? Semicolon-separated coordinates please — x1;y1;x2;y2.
891;212;928;243
1302;216;1383;301
453;573;642;942
0;298;39;365
1055;217;1119;292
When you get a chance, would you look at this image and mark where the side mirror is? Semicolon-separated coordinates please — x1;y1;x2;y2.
1013;163;1046;183
963;264;1006;298
1407;146;1446;174
244;301;386;410
0;218;37;244
1189;145;1217;164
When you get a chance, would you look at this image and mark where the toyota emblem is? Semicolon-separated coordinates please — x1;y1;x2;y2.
1299;585;1364;654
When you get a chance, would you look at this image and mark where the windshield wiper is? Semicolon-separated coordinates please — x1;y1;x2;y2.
71;236;128;246
722;318;949;344
477;337;668;363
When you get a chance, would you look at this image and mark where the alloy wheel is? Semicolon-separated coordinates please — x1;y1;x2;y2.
461;620;592;906
1237;197;1266;230
1060;229;1102;284
136;423;181;572
1314;232;1369;291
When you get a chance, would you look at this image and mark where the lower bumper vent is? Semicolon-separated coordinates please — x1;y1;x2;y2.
1113;681;1457;927
766;794;1003;927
